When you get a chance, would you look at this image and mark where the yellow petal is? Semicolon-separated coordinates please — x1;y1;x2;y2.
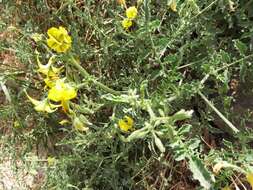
62;85;77;101
47;27;60;39
118;116;134;132
48;79;77;102
64;35;72;44
47;38;59;50
59;26;68;36
44;76;58;88
26;92;60;113
13;120;21;128
169;0;177;12
59;119;69;125
61;100;70;113
25;91;40;105
47;157;56;166
47;26;72;53
126;6;138;19
48;87;63;102
221;186;231;190
48;66;63;77
247;173;253;189
34;99;60;113
125;116;134;126
122;18;133;30
37;55;60;77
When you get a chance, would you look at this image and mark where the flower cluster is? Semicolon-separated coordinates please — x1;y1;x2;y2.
27;26;88;131
28;27;76;113
28;26;135;133
121;6;138;31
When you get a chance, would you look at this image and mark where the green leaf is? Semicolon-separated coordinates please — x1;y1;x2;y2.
174;150;187;161
189;156;215;189
240;60;247;83
233;40;248;55
148;20;161;31
153;133;165;153
127;127;149;141
187;138;201;150
170;109;193;123
177;124;192;135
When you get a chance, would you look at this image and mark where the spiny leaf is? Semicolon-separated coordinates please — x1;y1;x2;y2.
189;156;215;189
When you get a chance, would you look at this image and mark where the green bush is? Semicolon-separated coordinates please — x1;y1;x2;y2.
1;0;253;189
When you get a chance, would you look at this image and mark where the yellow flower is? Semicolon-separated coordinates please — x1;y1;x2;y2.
26;92;60;113
47;157;56;166
59;119;69;125
118;116;134;132
126;6;138;19
168;0;177;12
13;120;21;128
247;173;253;189
221;186;231;190
44;76;59;88
36;54;63;77
47;26;72;53
48;79;77;102
122;18;133;30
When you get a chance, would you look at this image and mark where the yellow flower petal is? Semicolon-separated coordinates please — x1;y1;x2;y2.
26;92;60;113
122;18;133;30
47;157;56;166
118;116;134;132
47;26;72;53
61;100;70;113
44;76;59;88
168;0;177;12
58;26;68;36
36;55;62;77
247;173;253;189
126;6;138;19
59;119;69;125
47;27;60;39
48;87;63;102
48;79;77;102
221;186;231;190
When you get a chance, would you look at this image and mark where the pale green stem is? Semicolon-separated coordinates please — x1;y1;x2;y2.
216;54;253;72
146;103;156;120
198;91;239;134
69;55;120;95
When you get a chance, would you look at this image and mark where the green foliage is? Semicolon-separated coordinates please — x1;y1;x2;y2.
1;0;253;189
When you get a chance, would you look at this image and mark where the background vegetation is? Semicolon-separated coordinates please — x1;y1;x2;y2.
1;0;253;189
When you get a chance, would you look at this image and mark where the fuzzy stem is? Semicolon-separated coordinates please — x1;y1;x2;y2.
69;55;120;95
198;91;239;134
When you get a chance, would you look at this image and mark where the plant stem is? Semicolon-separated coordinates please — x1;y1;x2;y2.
216;54;253;72
198;91;239;134
69;55;120;95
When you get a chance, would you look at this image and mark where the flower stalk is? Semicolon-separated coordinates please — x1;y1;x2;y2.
69;55;120;95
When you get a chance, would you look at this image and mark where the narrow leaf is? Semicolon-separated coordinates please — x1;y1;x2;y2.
234;40;248;55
